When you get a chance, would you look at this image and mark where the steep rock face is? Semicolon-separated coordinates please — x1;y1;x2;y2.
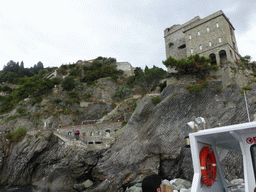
1;82;255;191
0;131;104;191
90;82;256;191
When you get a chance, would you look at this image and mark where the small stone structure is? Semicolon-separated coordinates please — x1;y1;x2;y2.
164;10;240;70
116;62;134;76
55;122;122;150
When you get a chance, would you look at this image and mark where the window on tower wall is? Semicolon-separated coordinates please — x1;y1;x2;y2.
191;48;193;54
207;27;209;32
216;22;219;28
219;37;222;43
189;35;191;39
209;41;212;47
199;45;202;50
198;31;200;35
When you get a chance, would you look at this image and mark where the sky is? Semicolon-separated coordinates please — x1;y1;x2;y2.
0;0;255;71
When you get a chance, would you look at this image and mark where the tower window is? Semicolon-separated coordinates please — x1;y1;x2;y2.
207;27;209;32
189;34;191;39
191;48;193;54
198;31;200;35
219;37;222;43
199;45;202;50
216;22;219;28
209;41;212;47
178;44;186;49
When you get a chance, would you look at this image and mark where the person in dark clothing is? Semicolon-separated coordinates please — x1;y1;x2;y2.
142;174;163;192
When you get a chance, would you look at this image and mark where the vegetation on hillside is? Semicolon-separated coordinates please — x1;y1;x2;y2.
0;56;169;115
163;54;218;77
126;66;167;91
0;60;56;84
4;127;27;144
112;65;167;99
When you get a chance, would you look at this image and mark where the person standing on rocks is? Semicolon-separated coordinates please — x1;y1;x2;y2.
74;130;80;140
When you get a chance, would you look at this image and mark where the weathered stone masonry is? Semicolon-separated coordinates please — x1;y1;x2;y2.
164;10;240;69
56;122;122;150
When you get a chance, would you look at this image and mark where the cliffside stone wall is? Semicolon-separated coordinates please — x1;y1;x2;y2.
55;122;122;150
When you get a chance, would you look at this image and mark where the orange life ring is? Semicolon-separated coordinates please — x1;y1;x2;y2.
199;147;217;187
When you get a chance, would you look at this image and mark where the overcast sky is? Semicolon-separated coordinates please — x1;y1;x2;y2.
0;0;255;70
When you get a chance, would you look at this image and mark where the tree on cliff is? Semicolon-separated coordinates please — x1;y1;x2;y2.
129;66;167;92
162;54;218;75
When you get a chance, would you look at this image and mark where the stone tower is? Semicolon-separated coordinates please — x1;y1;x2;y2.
164;10;240;67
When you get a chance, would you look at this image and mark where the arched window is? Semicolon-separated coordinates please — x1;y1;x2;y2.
98;131;102;136
191;48;193;54
209;41;212;47
219;50;227;63
207;26;209;32
198;31;200;35
216;22;219;28
189;34;191;39
219;37;222;43
209;53;217;65
199;45;202;50
90;132;94;136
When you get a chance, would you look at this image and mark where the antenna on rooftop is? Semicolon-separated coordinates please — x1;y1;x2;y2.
244;90;250;122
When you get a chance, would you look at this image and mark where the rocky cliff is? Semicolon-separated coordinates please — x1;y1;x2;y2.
1;80;255;191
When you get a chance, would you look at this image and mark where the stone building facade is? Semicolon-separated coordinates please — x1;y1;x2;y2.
164;10;240;67
55;122;122;150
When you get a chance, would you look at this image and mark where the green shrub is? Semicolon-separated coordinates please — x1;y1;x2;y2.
2;85;12;93
84;93;92;99
215;86;222;92
227;83;237;88
159;81;167;92
63;108;69;115
151;96;161;105
186;82;208;93
112;87;133;99
17;107;26;115
122;121;128;127
31;96;42;106
131;102;137;111
163;54;217;77
110;75;118;83
187;85;202;93
201;82;209;88
169;42;174;47
243;85;252;90
4;127;27;144
70;66;82;77
68;91;79;99
52;77;61;85
102;110;109;116
61;76;76;91
86;80;97;87
54;98;62;105
250;79;256;83
75;82;83;90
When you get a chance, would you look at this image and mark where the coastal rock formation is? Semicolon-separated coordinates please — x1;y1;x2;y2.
1;81;255;191
0;131;104;191
90;82;252;191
